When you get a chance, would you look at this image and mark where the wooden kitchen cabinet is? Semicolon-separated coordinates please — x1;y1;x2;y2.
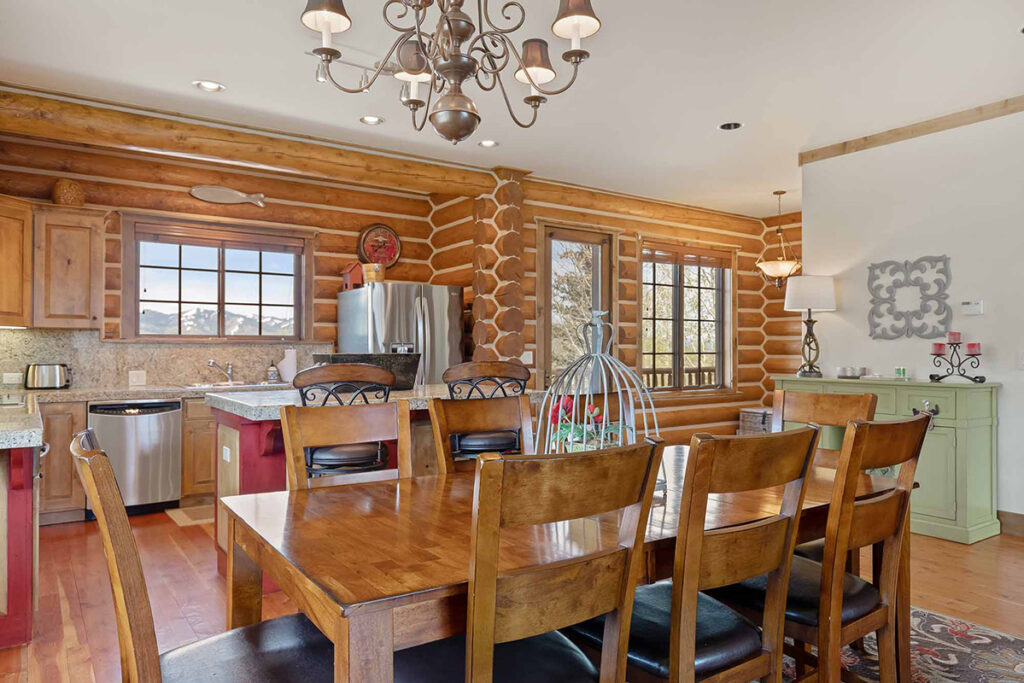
181;399;217;498
0;195;33;327
38;401;87;524
32;206;105;329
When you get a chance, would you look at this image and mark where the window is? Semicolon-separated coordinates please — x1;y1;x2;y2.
641;244;733;390
128;218;307;339
542;226;611;382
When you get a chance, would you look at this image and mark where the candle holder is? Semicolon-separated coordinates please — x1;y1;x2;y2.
929;342;985;383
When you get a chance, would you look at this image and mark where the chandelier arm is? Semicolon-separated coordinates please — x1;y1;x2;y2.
412;8;448;83
468;31;511;75
409;83;436;132
494;71;540;129
472;33;582;96
479;0;526;34
382;0;417;32
321;31;413;94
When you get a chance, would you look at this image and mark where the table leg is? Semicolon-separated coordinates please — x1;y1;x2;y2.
226;517;262;629
334;610;394;682
896;532;911;683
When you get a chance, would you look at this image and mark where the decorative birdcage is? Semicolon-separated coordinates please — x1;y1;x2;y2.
538;311;660;455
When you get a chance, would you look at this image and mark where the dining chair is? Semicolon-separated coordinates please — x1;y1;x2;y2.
427;394;534;474
564;426;820;683
772;389;877;570
290;363;396;477
441;361;531;456
70;430;334;682
710;414;930;683
392;438;666;683
280;401;412;490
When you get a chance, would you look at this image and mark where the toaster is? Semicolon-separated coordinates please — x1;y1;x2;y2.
25;363;72;390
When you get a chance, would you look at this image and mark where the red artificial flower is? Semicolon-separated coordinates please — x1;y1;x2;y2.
560;396;574;411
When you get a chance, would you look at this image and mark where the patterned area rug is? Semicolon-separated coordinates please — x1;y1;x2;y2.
785;608;1024;682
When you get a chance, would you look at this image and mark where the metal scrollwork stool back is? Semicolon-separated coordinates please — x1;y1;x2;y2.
441;361;530;456
292;363;395;477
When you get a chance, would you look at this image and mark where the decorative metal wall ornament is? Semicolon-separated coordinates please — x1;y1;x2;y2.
538;311;660;456
299;0;601;143
867;255;952;339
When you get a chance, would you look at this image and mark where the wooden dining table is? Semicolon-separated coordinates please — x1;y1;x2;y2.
221;445;913;682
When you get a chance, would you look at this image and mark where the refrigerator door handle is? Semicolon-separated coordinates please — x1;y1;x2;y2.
422;295;432;385
415;297;425;385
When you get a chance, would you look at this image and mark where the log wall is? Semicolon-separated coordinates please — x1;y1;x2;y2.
0;137;434;343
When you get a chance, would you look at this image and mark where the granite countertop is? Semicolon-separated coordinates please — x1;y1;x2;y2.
206;385;544;422
0;383;292;450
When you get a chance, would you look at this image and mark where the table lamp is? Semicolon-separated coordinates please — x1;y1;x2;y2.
784;275;836;378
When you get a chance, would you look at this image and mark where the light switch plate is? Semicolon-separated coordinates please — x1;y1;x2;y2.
2;372;22;385
128;370;147;386
960;300;984;316
222;446;231;463
1018;352;1024;371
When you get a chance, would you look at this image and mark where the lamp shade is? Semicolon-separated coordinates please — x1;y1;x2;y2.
301;0;352;34
552;0;601;40
514;39;556;85
395;39;431;82
784;276;836;312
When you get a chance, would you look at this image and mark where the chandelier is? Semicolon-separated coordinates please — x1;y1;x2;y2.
756;190;802;288
300;0;602;144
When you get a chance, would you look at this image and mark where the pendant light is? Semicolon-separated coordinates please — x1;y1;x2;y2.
756;190;802;288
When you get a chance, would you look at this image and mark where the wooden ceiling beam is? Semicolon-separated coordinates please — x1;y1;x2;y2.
0;91;495;196
799;94;1024;166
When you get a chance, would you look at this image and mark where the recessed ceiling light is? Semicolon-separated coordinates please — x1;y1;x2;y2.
192;80;226;93
360;115;385;126
477;140;500;148
719;122;743;131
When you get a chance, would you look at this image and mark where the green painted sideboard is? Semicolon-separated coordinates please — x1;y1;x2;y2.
772;375;1000;544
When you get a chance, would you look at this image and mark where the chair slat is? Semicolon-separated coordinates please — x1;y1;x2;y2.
772;389;877;429
699;516;791;590
707;427;820;493
847;490;908;550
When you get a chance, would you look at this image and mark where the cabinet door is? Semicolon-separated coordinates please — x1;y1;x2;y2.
0;195;33;327
182;418;217;497
911;425;957;520
38;402;87;514
33;207;105;329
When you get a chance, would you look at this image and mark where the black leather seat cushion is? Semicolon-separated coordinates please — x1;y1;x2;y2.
394;631;598;683
309;442;381;467
564;581;762;678
709;555;881;627
160;613;333;683
793;539;826;561
455;430;519;453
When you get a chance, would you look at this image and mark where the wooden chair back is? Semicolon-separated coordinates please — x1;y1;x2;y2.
70;430;161;683
292;363;395;406
818;415;929;636
442;361;530;399
427;395;534;475
772;389;876;467
280;401;412;490
671;426;821;681
466;439;665;681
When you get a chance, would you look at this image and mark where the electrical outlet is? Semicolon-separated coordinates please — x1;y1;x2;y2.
128;370;147;386
222;446;231;463
2;372;22;385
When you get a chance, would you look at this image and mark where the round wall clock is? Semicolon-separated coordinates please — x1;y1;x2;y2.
356;223;402;268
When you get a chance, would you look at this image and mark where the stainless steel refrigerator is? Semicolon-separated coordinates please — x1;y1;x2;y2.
336;282;463;385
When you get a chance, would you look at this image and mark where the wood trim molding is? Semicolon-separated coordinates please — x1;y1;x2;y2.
0;90;495;196
799;94;1024;166
997;510;1024;538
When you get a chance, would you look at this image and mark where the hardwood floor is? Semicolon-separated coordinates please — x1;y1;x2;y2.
1;513;1021;682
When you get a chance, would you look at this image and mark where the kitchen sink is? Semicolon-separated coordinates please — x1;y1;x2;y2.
179;381;290;390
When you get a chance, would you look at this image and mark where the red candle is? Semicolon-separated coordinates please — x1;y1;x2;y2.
931;342;947;355
947;331;962;344
966;342;982;356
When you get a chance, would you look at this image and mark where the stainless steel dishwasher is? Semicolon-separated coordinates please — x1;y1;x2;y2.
86;400;182;512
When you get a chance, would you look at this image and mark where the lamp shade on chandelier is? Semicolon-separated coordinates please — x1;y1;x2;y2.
300;0;601;143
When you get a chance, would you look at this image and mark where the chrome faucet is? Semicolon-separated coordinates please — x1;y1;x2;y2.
207;359;234;382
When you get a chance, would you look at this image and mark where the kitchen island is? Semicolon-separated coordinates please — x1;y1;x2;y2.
204;385;543;579
0;398;43;647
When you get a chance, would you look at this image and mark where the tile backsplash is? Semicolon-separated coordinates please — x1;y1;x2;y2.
0;329;331;388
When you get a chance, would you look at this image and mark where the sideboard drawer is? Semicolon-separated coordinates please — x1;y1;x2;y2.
827;384;896;415
900;387;957;420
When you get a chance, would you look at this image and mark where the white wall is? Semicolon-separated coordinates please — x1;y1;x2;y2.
802;112;1024;515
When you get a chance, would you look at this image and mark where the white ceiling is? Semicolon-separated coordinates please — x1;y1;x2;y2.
0;0;1021;216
